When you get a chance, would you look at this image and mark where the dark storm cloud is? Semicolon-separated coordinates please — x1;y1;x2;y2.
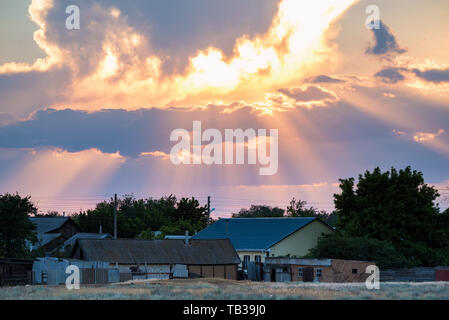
366;20;406;57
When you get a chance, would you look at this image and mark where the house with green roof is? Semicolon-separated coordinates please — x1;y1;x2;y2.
193;217;334;269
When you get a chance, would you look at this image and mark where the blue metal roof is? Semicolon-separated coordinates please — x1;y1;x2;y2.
192;218;319;250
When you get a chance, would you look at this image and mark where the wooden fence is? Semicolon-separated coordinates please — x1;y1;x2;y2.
81;269;109;284
0;259;33;286
380;268;436;282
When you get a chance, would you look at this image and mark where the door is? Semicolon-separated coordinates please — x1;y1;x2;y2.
270;268;276;282
303;267;314;282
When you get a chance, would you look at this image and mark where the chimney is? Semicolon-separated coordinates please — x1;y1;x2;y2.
225;219;229;238
99;224;103;235
63;212;65;217
184;230;189;245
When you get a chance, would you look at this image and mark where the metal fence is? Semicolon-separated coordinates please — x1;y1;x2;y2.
33;258;119;285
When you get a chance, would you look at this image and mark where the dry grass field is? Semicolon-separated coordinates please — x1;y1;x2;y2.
1;278;448;300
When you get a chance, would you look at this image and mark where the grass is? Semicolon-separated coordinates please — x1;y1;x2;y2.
0;279;448;300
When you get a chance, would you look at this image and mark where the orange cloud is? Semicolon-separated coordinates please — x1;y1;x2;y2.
0;0;357;113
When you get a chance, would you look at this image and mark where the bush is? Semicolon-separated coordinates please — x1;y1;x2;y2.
306;235;411;269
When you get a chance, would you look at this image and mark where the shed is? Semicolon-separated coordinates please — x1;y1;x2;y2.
264;257;376;283
70;238;241;280
0;259;33;286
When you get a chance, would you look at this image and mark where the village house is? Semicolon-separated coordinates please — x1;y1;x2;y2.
29;217;81;253
193;217;334;273
70;238;241;280
264;257;375;283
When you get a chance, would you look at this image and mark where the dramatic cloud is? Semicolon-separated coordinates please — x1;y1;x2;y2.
366;20;406;57
0;0;357;114
2;0;449;215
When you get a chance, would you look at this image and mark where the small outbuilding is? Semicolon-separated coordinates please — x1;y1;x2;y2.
70;238;241;280
0;259;33;286
264;257;375;283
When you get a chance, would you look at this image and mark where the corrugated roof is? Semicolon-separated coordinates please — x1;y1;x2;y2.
64;233;112;247
30;217;69;234
39;233;63;246
193;218;328;250
75;239;241;265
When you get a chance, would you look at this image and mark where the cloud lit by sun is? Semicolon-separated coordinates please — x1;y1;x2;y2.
1;0;449;216
0;0;357;112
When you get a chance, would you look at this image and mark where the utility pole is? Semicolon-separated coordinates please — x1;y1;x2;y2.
207;196;211;225
113;194;117;239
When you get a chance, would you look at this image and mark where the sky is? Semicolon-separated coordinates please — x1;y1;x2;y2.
0;0;448;216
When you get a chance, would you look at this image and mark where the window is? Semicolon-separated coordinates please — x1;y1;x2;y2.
298;267;303;277
352;269;358;274
243;255;250;269
255;255;261;263
316;268;322;278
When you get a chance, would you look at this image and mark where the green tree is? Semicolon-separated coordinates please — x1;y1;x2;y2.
173;197;208;226
0;193;37;259
72;195;209;238
286;198;338;227
159;219;204;236
306;235;410;269
232;205;284;218
35;211;59;217
333;166;448;266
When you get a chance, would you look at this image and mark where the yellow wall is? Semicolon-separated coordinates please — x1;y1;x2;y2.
269;220;333;258
236;220;333;267
237;251;267;265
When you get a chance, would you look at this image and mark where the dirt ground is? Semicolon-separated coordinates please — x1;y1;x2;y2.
1;278;448;300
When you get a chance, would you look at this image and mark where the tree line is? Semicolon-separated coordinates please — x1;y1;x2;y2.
0;166;448;269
